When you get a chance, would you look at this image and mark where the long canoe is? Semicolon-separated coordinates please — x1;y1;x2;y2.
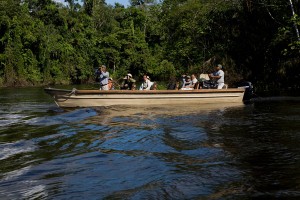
44;87;246;108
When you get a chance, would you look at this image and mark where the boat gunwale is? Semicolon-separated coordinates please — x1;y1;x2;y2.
75;88;245;95
45;87;245;94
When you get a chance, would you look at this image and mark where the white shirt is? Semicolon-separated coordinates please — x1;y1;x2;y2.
213;70;224;84
192;78;198;84
139;79;153;90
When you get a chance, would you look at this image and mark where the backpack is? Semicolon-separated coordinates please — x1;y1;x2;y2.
202;80;218;89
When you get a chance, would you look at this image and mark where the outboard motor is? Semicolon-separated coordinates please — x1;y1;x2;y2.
238;81;255;101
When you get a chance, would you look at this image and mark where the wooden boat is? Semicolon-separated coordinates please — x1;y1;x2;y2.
44;87;246;108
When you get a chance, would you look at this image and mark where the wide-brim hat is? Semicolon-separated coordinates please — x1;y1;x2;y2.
123;73;133;79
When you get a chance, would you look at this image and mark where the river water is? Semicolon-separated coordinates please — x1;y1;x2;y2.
0;87;299;199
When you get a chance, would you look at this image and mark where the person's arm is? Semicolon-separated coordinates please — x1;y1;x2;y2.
210;75;221;79
209;72;222;79
101;71;109;78
129;78;136;83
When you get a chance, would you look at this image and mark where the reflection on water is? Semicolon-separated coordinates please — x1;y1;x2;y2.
0;87;299;199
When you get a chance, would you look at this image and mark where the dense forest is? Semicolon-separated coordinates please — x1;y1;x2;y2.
0;0;299;93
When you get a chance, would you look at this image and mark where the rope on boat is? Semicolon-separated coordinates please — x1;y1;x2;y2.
70;88;77;96
55;88;77;102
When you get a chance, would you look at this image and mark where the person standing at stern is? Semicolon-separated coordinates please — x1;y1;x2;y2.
209;64;225;89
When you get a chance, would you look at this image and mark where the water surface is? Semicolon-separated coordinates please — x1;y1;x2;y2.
0;87;299;199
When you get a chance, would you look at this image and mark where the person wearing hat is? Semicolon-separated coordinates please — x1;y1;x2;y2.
95;65;109;90
121;73;136;90
208;64;225;89
182;75;192;88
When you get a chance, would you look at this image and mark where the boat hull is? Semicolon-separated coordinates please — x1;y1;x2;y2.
45;88;245;108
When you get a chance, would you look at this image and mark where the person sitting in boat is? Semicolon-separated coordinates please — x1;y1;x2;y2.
108;77;114;90
150;82;157;90
167;77;179;90
121;73;136;90
190;74;198;89
95;65;109;90
208;64;225;89
198;73;210;89
131;84;137;90
139;75;153;90
183;75;192;88
180;74;187;88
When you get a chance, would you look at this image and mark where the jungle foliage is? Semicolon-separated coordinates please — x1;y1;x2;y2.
0;0;299;93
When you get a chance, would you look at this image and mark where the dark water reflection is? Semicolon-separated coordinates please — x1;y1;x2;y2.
0;87;299;199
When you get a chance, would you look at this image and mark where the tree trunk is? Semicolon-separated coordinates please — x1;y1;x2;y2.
288;0;300;41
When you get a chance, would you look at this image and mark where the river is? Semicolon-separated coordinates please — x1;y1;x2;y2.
0;87;299;199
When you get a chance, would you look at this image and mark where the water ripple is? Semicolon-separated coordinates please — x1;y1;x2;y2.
0;88;299;199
